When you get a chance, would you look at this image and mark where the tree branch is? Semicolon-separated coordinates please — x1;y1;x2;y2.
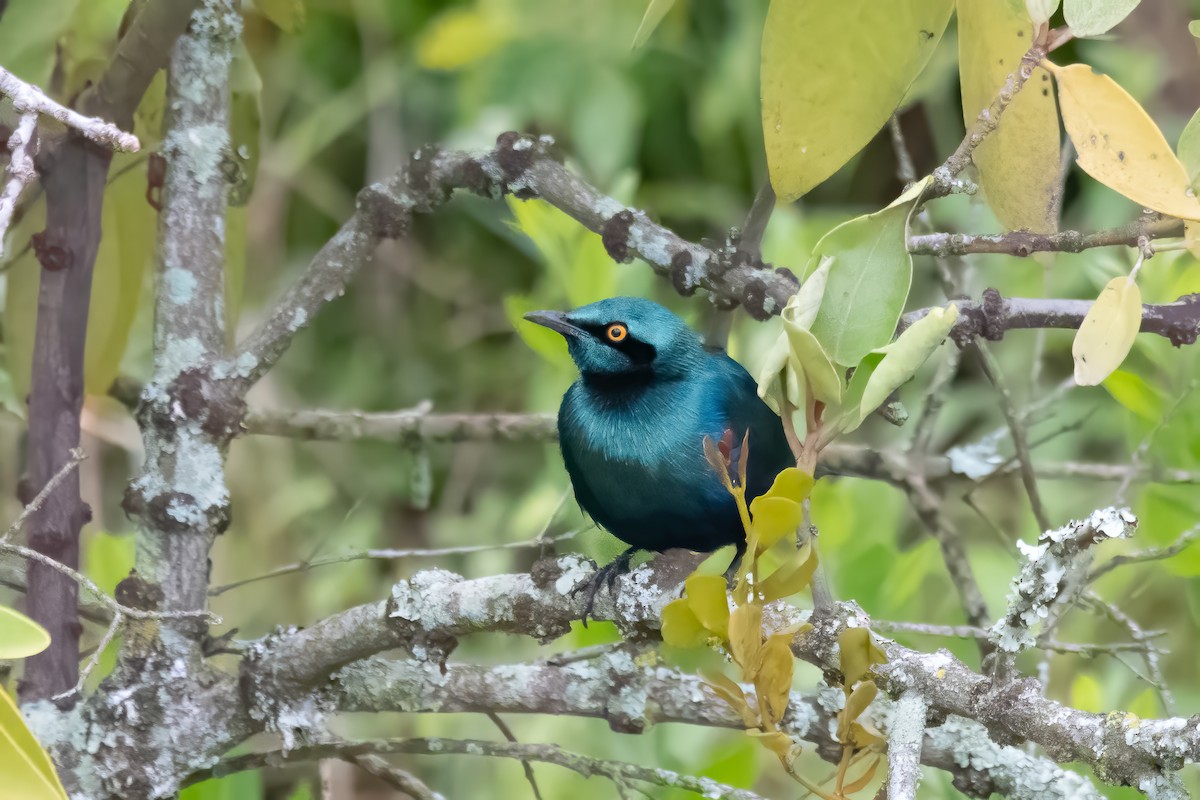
204;737;768;800
886;692;927;800
0;68;139;151
908;216;1182;257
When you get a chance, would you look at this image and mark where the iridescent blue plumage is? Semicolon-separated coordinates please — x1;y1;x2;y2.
526;297;793;616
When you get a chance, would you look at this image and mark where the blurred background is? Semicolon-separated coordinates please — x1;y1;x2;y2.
4;0;1200;796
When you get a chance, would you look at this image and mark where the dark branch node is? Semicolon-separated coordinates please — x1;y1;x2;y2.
669;250;697;296
356;183;411;239
601;210;635;263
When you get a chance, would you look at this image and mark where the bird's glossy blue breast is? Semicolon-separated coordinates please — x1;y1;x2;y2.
558;375;741;552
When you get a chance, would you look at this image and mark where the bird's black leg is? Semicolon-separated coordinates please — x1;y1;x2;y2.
722;539;747;587
572;547;638;626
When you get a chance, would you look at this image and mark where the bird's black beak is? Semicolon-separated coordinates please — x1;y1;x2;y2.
524;310;582;338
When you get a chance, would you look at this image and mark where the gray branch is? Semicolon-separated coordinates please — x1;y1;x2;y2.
887;692;928;800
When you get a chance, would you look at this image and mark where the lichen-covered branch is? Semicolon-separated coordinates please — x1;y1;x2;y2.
989;507;1137;657
240;553;1193;795
908;216;1182;257
887;692;928;800
245;404;558;444
0;113;38;254
0;68;139;152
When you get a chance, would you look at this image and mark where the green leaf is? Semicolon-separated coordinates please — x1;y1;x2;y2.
787;256;831;331
225;207;248;341
1026;0;1061;26
632;0;676;48
854;304;958;424
505;295;571;367
761;0;953;200
0;606;51;659
1070;672;1104;712
958;0;1061;232
1103;369;1165;421
685;575;730;639
1063;0;1140;37
782;324;843;406
1177;107;1200;191
748;497;804;552
661;598;709;648
0;686;69;800
803;178;931;366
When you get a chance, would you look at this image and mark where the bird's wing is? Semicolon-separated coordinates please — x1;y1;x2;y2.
709;352;794;497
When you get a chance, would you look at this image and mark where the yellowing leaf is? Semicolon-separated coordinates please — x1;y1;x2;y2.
255;0;305;32
1064;0;1140;37
661;598;708;648
856;304;958;424
1055;63;1200;220
748;497;804;552
0;687;68;800
416;7;509;71
1072;275;1143;386
787;256;832;331
760;468;815;505
758;544;818;602
632;0;676;48
958;0;1061;232
848;721;885;749
838;627;886;688
756;633;795;720
761;0;953;200
728;603;764;676
685;575;730;639
0;606;50;659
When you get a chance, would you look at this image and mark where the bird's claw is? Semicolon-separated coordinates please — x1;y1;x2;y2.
571;548;637;627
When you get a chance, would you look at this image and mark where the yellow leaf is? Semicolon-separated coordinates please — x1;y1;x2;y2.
841;755;881;794
848;721;885;749
758;543;818;602
661;598;708;648
756;633;795;721
842;680;878;735
1054;63;1200;220
728;603;764;677
761;0;953;201
761;467;815;505
748;497;804;552
703;670;758;727
685;575;730;639
0;687;68;800
1070;672;1104;712
958;0;1061;232
838;628;886;688
0;606;50;659
746;729;795;761
416;7;509;71
1072;275;1142;386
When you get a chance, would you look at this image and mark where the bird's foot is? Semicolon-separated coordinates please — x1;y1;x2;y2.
571;547;637;626
722;542;748;588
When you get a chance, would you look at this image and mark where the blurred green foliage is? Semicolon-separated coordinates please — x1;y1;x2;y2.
2;0;1200;797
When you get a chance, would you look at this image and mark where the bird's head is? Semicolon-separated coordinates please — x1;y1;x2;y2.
525;296;703;381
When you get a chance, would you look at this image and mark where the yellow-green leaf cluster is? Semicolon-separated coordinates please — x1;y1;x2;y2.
761;0;953;201
0;624;66;800
0;606;50;659
958;0;1061;232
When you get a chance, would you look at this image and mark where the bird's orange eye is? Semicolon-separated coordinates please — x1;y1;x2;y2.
606;323;628;343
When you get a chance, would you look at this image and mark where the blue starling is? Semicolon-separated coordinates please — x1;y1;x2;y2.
526;297;794;618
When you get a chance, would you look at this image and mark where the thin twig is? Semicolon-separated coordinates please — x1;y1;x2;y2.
0;67;140;152
873;619;1162;657
487;712;544;800
1086;592;1175;714
0;112;37;255
208;529;583;596
908;216;1181;257
202;738;770;800
348;754;444;800
2;448;87;543
53;611;124;701
973;343;1051;532
1087;525;1200;583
